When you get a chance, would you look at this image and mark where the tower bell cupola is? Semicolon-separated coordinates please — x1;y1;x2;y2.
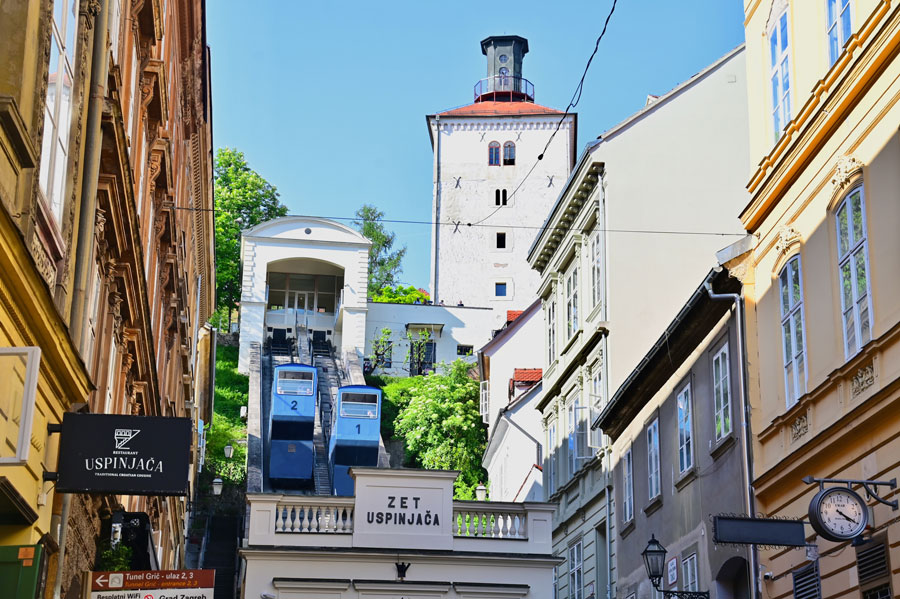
475;35;534;103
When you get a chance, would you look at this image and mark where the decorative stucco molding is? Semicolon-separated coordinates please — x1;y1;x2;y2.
790;412;809;442
851;362;875;397
831;154;864;194
774;224;802;257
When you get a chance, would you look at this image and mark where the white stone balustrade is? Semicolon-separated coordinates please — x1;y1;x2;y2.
274;498;355;533
451;501;527;539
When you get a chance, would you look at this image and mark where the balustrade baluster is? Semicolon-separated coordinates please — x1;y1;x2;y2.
301;506;310;532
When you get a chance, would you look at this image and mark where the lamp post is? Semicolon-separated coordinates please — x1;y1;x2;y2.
642;536;709;599
475;484;487;501
211;477;223;497
224;444;234;459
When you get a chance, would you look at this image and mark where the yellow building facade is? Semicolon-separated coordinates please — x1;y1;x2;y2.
733;0;900;597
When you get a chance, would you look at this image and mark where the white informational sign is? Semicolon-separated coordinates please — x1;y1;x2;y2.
89;570;214;599
352;468;456;550
667;556;678;585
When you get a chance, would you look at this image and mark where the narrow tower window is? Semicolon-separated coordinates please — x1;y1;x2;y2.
495;189;508;206
488;141;501;166
503;142;516;165
496;232;506;249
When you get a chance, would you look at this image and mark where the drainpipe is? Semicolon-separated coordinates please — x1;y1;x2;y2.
605;446;612;599
51;493;72;599
68;0;110;351
704;279;759;599
432;115;441;303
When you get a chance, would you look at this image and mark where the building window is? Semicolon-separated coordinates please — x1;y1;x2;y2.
480;380;489;424
411;340;436;375
495;188;508;206
591;231;602;308
791;560;822;599
547;299;557;364
552;566;559;599
622;448;634;522
503;141;516;165
856;538;892;598
40;0;81;222
827;0;852;66
589;368;604;447
779;255;807;406
496;232;507;249
568;540;584;599
567;397;578;478
566;266;579;339
836;187;871;357
647;418;660;499
682;554;699;592
495;282;507;297
677;383;693;473
547;421;557;496
713;344;732;441
769;9;792;142
489;141;500;166
457;344;473;356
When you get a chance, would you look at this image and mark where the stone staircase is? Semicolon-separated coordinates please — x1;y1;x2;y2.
312;351;347;495
201;515;240;599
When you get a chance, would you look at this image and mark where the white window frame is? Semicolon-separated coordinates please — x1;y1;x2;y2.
568;540;584;599
779;255;808;407
647;418;661;499
835;186;872;358
682;553;699;592
0;347;42;465
553;566;559;599
588;368;604;448
480;380;489;424
547;420;557;497
622;448;634;523
677;383;694;474
712;344;732;441
567;398;578;478
547;299;557;365
769;9;792;142
566;265;579;339
40;0;81;222
591;231;602;308
826;0;853;66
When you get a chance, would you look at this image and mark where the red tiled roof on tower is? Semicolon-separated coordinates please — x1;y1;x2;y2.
513;368;543;383
438;101;564;117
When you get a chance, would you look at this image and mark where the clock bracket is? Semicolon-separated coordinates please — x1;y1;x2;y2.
802;475;898;510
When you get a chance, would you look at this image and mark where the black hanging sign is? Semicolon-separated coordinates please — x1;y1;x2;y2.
55;413;192;495
713;515;807;547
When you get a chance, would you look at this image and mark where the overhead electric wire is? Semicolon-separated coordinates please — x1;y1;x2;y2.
310;213;745;237
465;0;618;230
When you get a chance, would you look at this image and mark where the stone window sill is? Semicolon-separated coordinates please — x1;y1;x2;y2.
674;467;697;491
710;434;736;460
644;494;663;516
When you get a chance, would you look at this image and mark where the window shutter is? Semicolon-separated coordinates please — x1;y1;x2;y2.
856;540;889;585
791;561;821;599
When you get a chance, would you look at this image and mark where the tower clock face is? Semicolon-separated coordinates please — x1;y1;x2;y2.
499;54;509;63
808;487;868;542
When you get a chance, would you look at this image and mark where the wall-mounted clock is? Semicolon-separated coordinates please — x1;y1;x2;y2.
808;486;868;542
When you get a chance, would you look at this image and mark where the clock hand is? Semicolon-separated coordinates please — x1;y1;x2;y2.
836;509;858;524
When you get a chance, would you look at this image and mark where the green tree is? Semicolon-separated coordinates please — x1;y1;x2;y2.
394;360;487;499
370;285;429;304
214;148;288;324
352;204;406;296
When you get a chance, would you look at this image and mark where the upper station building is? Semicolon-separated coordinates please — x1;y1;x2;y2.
427;36;576;325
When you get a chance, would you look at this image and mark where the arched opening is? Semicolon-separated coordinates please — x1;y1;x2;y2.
265;257;345;347
489;141;501;166
714;556;750;599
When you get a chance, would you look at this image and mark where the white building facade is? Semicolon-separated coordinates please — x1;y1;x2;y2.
243;468;559;599
526;46;750;599
477;301;546;502
427;36;576;324
237;216;371;374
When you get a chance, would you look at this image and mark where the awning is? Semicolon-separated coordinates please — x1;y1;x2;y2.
405;323;444;338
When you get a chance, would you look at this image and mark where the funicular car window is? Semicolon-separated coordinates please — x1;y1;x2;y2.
277;370;314;395
340;393;378;418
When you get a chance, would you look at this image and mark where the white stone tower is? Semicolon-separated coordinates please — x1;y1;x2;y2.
427;36;576;323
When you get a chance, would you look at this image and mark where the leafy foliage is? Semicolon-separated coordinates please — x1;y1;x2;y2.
95;540;133;571
214;148;288;318
203;346;248;492
393;360;487;499
371;285;429;304
352;204;406;296
365;373;418;439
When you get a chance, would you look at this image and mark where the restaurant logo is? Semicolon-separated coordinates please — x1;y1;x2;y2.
114;428;140;449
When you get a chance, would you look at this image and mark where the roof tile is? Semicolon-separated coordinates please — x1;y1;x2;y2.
513;368;542;382
438;101;564;117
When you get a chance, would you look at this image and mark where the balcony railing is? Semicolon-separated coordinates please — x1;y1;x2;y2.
474;75;534;103
248;493;553;553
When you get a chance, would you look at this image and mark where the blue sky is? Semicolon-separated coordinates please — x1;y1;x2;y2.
207;1;746;288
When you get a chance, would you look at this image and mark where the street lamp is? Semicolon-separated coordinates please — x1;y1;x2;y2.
475;484;487;501
642;536;709;599
211;477;223;496
224;444;234;459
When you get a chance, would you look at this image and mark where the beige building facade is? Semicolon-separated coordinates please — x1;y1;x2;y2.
732;0;900;596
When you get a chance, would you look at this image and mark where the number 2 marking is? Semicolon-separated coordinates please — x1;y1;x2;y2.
290;400;298;410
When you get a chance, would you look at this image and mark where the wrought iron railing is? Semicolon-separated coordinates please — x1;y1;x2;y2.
474;75;534;102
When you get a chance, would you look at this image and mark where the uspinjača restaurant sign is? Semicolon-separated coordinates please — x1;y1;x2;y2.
56;413;191;495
